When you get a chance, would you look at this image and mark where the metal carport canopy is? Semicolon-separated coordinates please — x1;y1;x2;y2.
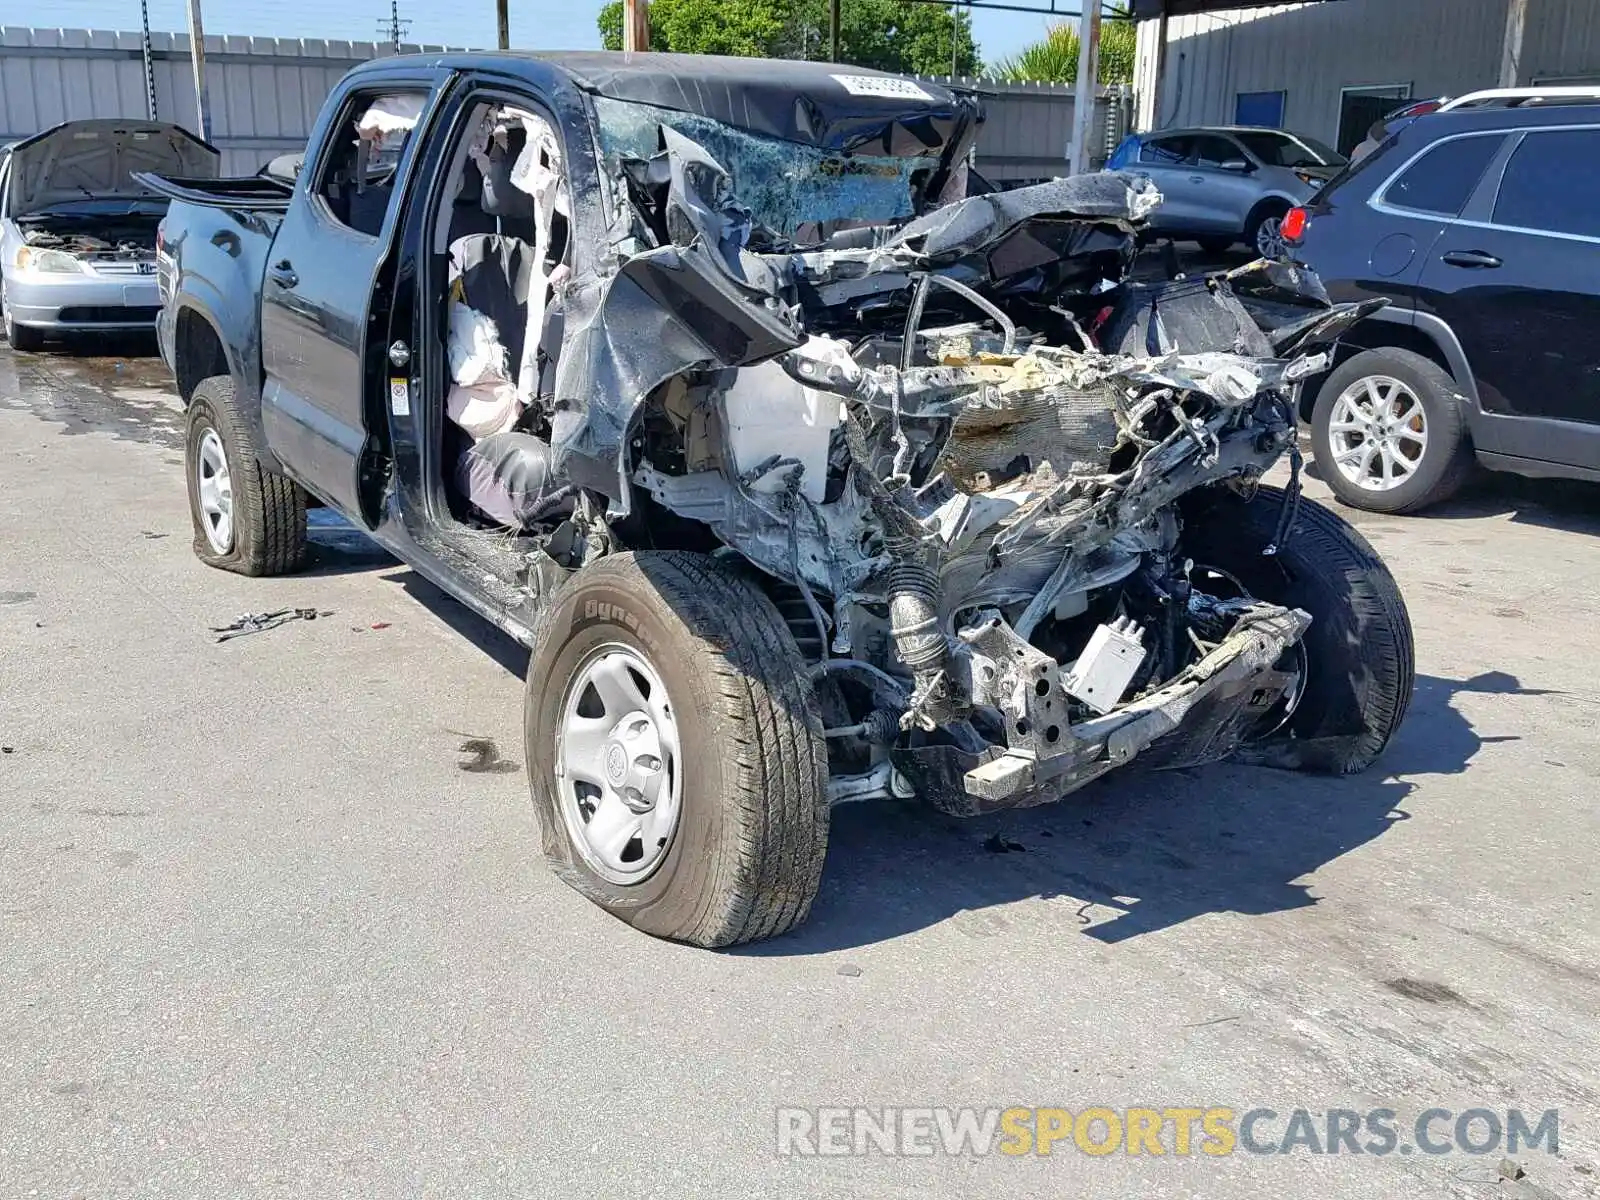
1130;0;1341;17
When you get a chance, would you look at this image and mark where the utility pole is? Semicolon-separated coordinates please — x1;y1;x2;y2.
1069;1;1102;175
623;0;648;51
139;0;158;119
830;0;841;62
377;0;410;54
497;0;510;49
1499;0;1529;87
185;0;211;143
950;1;959;77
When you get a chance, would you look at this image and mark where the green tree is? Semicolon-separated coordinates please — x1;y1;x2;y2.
598;0;788;57
990;9;1136;85
598;0;979;76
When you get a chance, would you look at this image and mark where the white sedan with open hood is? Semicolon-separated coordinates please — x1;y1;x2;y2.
0;119;217;349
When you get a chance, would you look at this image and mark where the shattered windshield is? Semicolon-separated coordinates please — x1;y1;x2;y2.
591;95;924;239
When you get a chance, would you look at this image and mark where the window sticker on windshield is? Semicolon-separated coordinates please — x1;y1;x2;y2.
830;74;934;102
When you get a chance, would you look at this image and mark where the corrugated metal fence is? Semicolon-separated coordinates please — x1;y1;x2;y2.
1;27;1131;181
0;26;449;175
1131;0;1600;146
938;78;1134;183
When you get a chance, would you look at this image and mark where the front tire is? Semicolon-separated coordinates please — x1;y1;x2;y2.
525;551;829;948
1;283;45;351
1183;485;1414;774
1311;348;1474;513
184;375;307;575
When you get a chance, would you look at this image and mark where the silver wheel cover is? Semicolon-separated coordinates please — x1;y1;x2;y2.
196;428;235;553
555;644;684;885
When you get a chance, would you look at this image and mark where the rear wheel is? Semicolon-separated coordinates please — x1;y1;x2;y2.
1247;202;1292;260
184;375;307;575
1183;485;1414;774
525;551;829;948
1311;347;1475;513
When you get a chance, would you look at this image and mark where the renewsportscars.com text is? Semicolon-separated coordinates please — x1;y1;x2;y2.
776;1106;1559;1158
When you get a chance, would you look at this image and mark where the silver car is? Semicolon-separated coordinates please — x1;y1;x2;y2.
1;119;216;350
1105;126;1347;258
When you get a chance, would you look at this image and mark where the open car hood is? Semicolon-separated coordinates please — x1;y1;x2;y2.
6;120;218;217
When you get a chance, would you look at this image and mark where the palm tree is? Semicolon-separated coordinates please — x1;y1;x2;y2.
989;3;1136;85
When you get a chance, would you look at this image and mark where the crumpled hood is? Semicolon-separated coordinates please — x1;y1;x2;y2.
6;120;218;217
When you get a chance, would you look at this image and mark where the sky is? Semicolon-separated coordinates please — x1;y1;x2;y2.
41;0;1094;71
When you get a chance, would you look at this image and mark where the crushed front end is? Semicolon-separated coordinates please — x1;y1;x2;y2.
538;101;1380;815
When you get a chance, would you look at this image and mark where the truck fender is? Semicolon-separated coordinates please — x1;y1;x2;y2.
170;295;283;475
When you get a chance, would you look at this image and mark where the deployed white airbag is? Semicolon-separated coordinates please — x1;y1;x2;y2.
446;303;522;440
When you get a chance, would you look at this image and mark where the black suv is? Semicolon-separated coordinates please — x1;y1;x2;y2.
1287;90;1600;513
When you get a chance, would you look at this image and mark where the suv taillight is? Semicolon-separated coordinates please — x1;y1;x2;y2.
1281;207;1309;244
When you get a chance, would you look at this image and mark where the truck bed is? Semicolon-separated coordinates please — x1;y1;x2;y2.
134;172;294;212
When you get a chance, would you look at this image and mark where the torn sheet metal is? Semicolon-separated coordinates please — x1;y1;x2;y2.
499;83;1378;811
884;173;1162;264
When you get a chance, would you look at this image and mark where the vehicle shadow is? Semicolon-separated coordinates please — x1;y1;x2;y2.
1414;475;1600;535
1303;460;1600;536
745;670;1515;957
382;565;530;679
25;331;162;359
298;508;402;578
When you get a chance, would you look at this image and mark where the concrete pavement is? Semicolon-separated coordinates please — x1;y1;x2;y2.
1;339;1596;1198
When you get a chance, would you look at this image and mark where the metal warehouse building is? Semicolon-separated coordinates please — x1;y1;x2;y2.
1133;0;1600;153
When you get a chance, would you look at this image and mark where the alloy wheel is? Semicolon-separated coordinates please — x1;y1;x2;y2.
1255;215;1288;260
1327;375;1428;492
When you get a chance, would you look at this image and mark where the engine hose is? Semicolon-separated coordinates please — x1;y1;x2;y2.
887;554;962;726
841;409;961;724
887;559;944;668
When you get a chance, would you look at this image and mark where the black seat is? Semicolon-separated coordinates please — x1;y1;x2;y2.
445;158;500;246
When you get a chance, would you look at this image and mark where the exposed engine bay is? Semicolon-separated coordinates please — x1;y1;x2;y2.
446;108;1384;814
18;213;161;261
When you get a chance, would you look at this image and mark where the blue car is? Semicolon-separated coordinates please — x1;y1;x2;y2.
1106;125;1346;258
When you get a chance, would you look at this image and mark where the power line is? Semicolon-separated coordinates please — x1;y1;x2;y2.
377;0;410;52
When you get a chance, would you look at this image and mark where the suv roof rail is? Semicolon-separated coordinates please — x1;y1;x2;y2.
1439;86;1600;110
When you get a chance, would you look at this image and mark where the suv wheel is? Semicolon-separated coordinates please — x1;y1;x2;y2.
525;551;830;948
1311;348;1475;513
1247;203;1292;260
184;375;308;574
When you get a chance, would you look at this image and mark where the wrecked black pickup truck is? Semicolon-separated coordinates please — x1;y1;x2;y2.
144;51;1413;947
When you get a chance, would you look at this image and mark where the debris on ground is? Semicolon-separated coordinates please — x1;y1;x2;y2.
139;531;169;539
983;833;1028;854
211;608;332;643
455;736;520;774
1497;1158;1566;1200
836;963;862;977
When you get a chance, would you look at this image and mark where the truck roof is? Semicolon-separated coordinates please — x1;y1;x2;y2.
355;50;978;153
